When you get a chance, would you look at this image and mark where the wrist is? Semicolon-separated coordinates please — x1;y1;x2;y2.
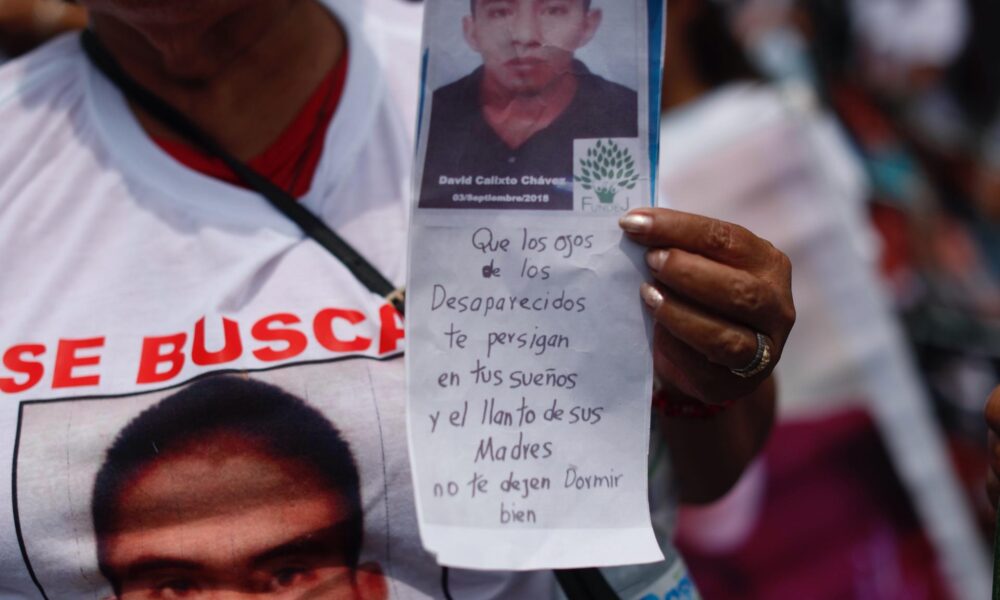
653;387;734;419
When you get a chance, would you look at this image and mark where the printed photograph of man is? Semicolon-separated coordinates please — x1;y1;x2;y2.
90;376;388;600
419;0;639;210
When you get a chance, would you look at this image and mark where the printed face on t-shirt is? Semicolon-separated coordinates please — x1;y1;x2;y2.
96;434;387;600
463;0;602;94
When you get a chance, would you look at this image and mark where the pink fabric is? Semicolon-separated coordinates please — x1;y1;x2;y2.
676;408;952;599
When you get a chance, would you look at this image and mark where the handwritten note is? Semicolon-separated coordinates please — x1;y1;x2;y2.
406;0;666;570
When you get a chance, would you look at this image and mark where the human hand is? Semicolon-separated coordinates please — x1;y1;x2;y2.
984;386;1000;510
620;208;796;405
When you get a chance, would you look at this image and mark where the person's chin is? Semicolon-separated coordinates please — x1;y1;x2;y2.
499;73;557;96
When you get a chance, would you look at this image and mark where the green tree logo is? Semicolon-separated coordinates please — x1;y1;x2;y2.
575;139;638;204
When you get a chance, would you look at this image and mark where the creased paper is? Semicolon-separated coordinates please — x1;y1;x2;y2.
405;0;667;571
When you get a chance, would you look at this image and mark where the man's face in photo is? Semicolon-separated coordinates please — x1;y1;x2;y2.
463;0;602;94
97;432;386;600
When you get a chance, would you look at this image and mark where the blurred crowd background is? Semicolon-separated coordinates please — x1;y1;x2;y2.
3;0;997;597
658;0;999;597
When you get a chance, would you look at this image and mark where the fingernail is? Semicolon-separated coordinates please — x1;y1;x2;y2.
619;213;653;234
641;283;664;310
646;249;669;271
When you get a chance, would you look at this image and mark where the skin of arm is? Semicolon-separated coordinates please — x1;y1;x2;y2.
664;377;776;505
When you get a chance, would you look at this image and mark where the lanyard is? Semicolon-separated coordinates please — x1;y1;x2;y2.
79;29;405;316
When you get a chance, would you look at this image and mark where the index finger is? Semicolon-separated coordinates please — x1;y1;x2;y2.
620;208;767;268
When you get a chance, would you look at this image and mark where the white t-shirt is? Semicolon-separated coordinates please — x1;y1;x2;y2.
0;1;563;597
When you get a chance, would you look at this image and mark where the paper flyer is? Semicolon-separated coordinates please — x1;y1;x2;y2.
406;0;667;570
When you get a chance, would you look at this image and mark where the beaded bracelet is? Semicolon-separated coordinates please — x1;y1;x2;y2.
653;388;734;419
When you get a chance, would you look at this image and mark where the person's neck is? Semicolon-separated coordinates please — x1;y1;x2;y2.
480;70;579;150
90;0;344;161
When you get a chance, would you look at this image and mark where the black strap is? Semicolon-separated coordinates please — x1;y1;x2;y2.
555;568;621;600
82;28;624;600
80;30;405;315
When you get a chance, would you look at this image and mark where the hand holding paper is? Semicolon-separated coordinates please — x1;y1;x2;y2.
406;0;667;572
620;208;796;406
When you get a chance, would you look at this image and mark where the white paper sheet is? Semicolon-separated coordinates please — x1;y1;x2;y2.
405;0;666;571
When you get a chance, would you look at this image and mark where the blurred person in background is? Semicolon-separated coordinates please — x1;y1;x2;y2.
794;0;1000;544
0;0;85;60
656;0;990;597
956;0;1000;223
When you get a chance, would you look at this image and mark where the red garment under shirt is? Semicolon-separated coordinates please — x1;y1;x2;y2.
154;51;348;199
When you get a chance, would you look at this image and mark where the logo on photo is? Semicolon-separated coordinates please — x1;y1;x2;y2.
573;138;642;214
